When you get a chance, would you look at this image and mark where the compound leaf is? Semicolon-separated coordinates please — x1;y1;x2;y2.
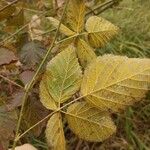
66;101;116;142
67;0;85;33
77;38;96;68
81;55;150;112
44;45;82;104
47;17;75;36
85;16;119;48
46;113;66;150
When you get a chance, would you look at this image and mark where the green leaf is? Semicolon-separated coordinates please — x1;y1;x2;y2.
19;40;47;69
76;38;96;68
46;113;66;150
67;0;85;33
85;16;119;48
43;45;82;104
0;47;17;66
47;17;75;36
66;101;116;142
0;105;17;149
39;75;57;110
81;55;150;112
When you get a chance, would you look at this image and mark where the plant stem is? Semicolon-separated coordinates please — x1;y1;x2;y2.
0;0;119;45
12;0;70;149
0;74;24;89
56;32;87;45
86;0;115;16
0;11;47;45
17;95;85;140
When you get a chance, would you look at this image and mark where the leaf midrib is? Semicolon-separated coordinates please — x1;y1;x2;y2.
76;2;84;33
84;67;150;97
65;111;113;129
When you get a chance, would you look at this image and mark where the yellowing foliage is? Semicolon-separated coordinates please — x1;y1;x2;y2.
38;1;150;149
81;55;150;111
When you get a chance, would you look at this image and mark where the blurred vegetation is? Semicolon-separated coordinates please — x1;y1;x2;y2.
98;0;150;58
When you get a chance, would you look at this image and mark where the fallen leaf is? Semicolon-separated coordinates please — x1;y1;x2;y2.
0;105;17;149
19;70;35;85
19;40;47;69
23;94;49;137
9;144;37;150
0;48;17;66
7;90;24;110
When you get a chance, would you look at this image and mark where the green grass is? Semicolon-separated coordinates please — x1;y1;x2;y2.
98;0;150;58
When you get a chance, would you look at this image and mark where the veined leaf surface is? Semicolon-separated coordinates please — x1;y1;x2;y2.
77;38;96;68
81;55;150;111
66;101;116;142
40;75;57;110
45;45;82;104
46;113;66;150
67;0;85;33
85;16;119;48
47;17;75;36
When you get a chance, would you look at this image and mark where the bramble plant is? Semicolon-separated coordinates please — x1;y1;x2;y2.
0;0;150;150
38;0;150;149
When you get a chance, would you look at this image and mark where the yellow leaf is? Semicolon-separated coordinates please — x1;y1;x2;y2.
54;38;74;53
85;16;119;48
47;17;75;36
77;38;96;68
44;45;82;104
81;55;150;111
39;75;57;110
66;101;116;142
67;0;85;33
46;113;66;150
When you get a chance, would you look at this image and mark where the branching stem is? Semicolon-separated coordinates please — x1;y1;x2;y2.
12;0;70;149
0;74;24;89
0;0;118;45
17;95;85;140
0;11;47;45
